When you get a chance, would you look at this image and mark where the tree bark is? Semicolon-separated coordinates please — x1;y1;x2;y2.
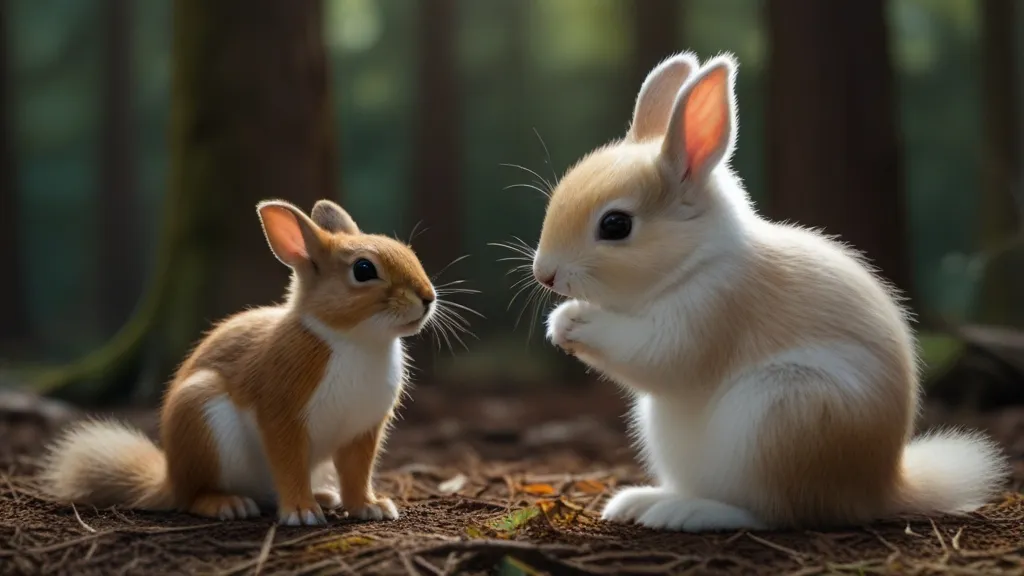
29;0;338;404
764;0;912;300
630;0;683;94
979;0;1022;325
411;0;461;379
98;0;141;336
0;0;27;344
185;0;338;323
413;0;461;276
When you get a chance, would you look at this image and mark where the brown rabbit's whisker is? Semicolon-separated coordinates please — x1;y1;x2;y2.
431;254;472;282
429;306;473;352
407;220;428;244
438;300;484;319
427;317;454;353
436;288;480;296
426;307;460;353
434;279;473;291
438;303;475;330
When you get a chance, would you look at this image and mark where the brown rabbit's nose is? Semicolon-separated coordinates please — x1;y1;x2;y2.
421;296;435;309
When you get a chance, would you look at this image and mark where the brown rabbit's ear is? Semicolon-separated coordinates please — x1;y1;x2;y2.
627;52;700;142
311;199;359;234
257;200;324;268
660;53;738;184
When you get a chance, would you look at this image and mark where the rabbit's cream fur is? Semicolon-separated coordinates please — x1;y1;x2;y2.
534;52;1009;531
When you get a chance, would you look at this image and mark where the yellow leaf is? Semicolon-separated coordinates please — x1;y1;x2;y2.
519;483;556;496
573;479;606;494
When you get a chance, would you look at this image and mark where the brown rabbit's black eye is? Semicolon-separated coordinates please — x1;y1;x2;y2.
598;211;632;241
352;258;378;282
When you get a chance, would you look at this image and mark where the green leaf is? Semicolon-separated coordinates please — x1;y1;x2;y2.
496;555;544;576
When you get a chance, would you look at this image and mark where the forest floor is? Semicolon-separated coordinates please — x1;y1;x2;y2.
1;384;1023;576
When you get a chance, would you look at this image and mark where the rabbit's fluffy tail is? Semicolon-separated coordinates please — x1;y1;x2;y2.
39;419;175;511
891;428;1009;515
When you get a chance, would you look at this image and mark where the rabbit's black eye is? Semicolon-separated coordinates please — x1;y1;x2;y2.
352;258;378;282
598;211;632;241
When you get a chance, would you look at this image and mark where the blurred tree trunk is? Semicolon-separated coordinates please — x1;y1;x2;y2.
0;0;27;345
98;0;141;336
198;0;337;323
764;0;912;302
32;0;337;404
630;0;684;93
979;0;1022;326
411;0;461;379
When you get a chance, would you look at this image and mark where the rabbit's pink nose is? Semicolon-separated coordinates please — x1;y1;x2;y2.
538;272;556;288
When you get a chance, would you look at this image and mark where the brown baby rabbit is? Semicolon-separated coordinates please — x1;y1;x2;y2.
41;199;436;525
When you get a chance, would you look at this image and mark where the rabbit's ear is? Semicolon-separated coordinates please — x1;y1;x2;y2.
627;52;700;142
660;54;738;184
311;199;359;234
257;200;324;268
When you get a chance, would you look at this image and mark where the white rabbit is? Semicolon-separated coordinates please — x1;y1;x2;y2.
531;51;1010;532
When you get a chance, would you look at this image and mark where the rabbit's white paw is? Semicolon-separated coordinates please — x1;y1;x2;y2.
348;497;399;521
637;496;764;533
601;486;671;523
546;299;596;354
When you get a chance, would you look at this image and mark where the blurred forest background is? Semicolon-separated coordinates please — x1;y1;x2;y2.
0;0;1022;407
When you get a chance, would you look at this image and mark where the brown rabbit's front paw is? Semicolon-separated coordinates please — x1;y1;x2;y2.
347;497;399;521
277;500;327;526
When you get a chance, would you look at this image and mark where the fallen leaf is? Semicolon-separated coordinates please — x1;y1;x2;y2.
538;497;591;526
490;506;541;533
573;479;606;494
438;473;468;494
519;483;556;496
496;555;545;576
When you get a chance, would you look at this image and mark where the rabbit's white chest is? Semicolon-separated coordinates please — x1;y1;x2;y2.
302;320;404;463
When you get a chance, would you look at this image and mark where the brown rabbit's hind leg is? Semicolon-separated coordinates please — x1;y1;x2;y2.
188;492;261;520
313;488;342;510
162;370;262;521
312;460;342;509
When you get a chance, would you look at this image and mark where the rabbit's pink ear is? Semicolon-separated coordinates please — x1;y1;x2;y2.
661;54;737;183
257;200;322;268
627;52;699;142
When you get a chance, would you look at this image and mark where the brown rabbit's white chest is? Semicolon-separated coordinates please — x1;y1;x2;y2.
302;318;404;463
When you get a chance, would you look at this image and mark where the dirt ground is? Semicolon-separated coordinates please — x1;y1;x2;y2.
1;384;1023;576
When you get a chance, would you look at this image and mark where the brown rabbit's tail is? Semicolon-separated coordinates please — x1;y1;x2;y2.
39;419;175;511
